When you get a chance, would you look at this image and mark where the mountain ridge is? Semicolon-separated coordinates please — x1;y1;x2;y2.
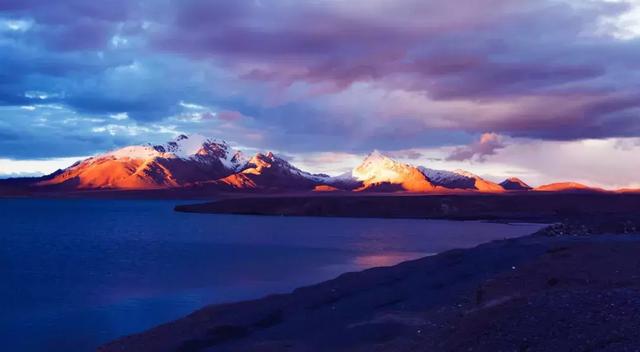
37;135;246;190
0;134;626;195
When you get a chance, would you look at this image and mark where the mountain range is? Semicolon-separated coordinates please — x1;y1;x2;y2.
0;134;632;195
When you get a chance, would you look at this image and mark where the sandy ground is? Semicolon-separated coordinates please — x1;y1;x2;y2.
99;230;640;352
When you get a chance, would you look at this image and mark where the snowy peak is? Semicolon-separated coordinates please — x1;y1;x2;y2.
38;134;246;190
242;152;328;181
28;136;607;194
245;152;277;172
218;151;329;190
353;150;412;181
350;151;436;192
156;133;202;155
453;169;480;179
419;167;476;190
418;167;504;192
500;177;532;191
362;150;387;163
155;134;231;159
166;134;224;157
105;145;164;160
242;152;282;174
451;169;504;192
229;151;248;171
105;134;239;164
109;134;248;171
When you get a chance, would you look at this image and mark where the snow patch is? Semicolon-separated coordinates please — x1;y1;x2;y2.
106;146;164;160
352;150;415;182
102;134;245;171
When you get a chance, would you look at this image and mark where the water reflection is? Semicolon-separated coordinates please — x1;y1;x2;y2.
0;199;546;352
353;252;433;268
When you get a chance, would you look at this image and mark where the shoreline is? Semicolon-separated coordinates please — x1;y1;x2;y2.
175;193;640;226
97;194;640;351
99;231;640;352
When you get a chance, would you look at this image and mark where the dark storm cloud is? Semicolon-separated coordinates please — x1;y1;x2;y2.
149;0;640;141
1;0;640;159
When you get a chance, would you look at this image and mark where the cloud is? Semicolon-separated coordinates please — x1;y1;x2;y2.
216;110;246;122
0;156;87;178
110;112;129;120
385;149;424;160
485;137;640;189
291;151;365;176
144;0;640;144
447;133;506;161
179;101;206;110
0;104;190;159
1;0;640;163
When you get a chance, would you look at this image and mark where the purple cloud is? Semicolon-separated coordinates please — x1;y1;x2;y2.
1;0;640;160
216;110;246;122
447;133;506;161
146;0;640;141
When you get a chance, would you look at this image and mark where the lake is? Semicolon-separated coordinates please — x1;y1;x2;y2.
0;198;545;351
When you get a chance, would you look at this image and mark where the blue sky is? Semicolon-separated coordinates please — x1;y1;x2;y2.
1;0;640;187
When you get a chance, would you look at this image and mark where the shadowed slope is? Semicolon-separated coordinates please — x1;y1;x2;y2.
215;152;330;191
499;177;532;191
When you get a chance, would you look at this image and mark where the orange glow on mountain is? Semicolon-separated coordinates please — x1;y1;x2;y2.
351;151;438;193
313;185;340;192
474;178;506;193
535;182;593;192
39;157;178;189
16;135;623;194
618;188;640;194
219;173;258;189
355;169;437;192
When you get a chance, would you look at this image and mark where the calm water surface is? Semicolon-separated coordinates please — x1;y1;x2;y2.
0;198;545;351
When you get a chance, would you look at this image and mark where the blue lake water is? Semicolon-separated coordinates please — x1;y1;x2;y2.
0;198;545;351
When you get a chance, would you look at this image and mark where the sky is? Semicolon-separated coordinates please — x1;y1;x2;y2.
0;0;639;188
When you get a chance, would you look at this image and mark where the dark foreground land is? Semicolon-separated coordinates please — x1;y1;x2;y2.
177;193;640;232
101;233;640;352
101;194;640;352
174;193;640;221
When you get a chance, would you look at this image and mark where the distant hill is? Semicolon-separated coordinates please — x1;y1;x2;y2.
500;177;532;191
535;182;602;193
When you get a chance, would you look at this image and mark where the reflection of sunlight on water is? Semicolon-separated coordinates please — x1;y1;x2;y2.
2;199;547;352
353;252;435;269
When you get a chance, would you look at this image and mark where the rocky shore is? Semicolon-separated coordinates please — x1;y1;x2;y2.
101;226;640;352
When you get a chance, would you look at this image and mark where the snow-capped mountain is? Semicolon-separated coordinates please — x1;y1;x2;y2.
418;167;504;192
500;177;532;191
319;151;510;193
9;136;608;194
216;152;330;190
450;169;505;192
418;167;476;190
38;135;246;189
335;151;437;192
